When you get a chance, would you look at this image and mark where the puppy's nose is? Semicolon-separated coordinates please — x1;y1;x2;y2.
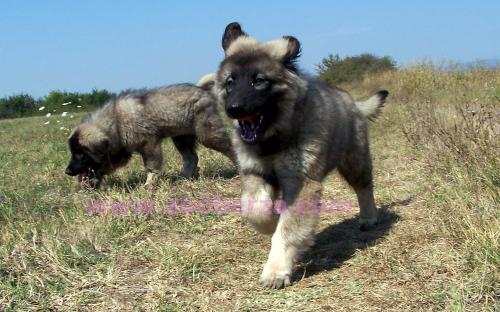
226;103;246;119
65;167;75;176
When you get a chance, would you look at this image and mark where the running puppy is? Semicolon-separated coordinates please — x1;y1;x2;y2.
65;84;236;188
213;22;389;288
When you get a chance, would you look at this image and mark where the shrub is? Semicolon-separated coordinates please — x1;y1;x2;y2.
0;94;38;119
317;53;396;85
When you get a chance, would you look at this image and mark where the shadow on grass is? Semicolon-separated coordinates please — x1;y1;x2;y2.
163;166;237;183
202;165;238;179
104;165;238;191
105;173;146;191
295;197;412;280
106;172;188;191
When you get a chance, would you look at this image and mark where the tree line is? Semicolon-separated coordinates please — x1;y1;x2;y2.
0;89;115;119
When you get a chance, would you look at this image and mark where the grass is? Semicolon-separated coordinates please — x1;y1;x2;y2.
0;66;498;311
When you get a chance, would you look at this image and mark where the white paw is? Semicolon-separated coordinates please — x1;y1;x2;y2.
260;259;292;289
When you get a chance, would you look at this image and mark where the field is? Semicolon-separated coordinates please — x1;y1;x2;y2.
0;66;498;311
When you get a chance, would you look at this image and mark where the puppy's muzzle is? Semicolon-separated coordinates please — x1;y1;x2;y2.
65;166;77;176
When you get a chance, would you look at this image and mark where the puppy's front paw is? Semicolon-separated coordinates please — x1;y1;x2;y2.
359;217;377;231
192;166;200;179
260;259;292;289
144;172;157;187
181;166;200;179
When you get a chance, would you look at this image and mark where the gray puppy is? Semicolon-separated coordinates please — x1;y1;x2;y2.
65;84;236;188
213;23;388;288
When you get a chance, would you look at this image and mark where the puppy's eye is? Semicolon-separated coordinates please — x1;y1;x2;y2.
254;78;265;84
226;76;234;86
252;76;269;90
225;76;235;93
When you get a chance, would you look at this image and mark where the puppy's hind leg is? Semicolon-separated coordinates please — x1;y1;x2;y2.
338;145;378;231
172;135;199;179
354;183;377;231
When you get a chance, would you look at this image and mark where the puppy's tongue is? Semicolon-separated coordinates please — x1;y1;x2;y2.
237;114;264;144
238;114;259;131
237;114;258;122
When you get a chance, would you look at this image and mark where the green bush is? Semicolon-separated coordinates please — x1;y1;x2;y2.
0;94;38;119
0;89;115;120
42;89;115;114
317;53;396;85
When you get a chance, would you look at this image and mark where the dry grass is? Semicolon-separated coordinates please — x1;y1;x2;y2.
0;66;498;311
347;65;499;310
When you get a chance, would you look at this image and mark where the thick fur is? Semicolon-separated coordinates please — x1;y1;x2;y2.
214;22;389;288
65;84;236;188
196;73;217;91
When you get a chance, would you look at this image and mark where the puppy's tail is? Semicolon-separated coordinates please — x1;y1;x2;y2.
196;73;217;91
355;90;389;120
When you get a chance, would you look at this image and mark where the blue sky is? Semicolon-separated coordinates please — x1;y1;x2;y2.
0;0;499;97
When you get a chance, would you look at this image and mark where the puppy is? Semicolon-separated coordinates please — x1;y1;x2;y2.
65;84;236;188
213;22;388;288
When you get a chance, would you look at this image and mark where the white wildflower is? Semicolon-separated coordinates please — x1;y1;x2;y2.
70;115;74;118
44;121;50;125
56;120;60;123
38;106;45;111
59;127;65;130
61;112;68;117
61;101;72;106
45;113;51;118
76;105;82;108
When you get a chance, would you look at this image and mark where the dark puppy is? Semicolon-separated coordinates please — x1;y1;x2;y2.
213;22;388;288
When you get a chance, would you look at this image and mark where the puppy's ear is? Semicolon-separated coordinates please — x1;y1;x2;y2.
68;130;82;153
222;22;247;52
281;36;301;71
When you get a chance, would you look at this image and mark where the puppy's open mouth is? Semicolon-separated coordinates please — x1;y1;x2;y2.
237;113;265;144
78;174;88;186
78;172;101;189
